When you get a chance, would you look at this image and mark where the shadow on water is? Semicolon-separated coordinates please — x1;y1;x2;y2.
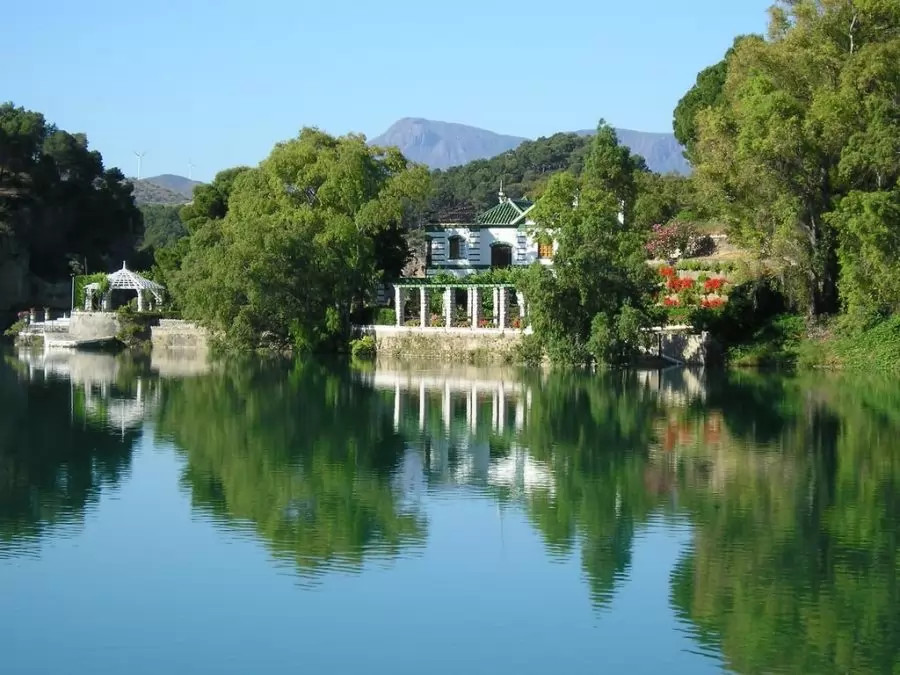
2;349;898;673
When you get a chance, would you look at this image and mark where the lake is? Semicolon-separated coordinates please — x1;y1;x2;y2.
1;348;897;674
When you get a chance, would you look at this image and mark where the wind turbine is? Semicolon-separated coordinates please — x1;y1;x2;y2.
134;151;147;180
188;159;196;180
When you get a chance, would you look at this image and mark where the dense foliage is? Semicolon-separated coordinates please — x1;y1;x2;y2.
685;1;900;318
520;123;658;365
429;132;591;214
165;129;430;350
138;204;186;255
0;102;142;278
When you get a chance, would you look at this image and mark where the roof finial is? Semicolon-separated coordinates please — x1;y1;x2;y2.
498;179;506;203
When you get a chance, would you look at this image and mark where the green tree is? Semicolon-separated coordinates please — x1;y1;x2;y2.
0;102;142;281
153;166;250;295
169;129;430;350
139;204;187;253
688;2;900;316
632;172;699;229
429;132;592;215
521;122;657;364
672;36;753;162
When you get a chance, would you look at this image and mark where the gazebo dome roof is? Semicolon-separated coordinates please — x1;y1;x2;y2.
106;263;164;293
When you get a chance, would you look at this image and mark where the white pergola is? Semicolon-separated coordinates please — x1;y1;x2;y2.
85;263;165;312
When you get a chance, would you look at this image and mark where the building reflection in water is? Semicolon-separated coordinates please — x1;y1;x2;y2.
15;348;159;436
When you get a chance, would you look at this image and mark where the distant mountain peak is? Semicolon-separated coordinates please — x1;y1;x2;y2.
371;119;527;170
132;174;203;205
371;118;690;175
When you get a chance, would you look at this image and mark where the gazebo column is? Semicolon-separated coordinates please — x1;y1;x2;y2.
394;285;403;326
137;291;145;312
516;291;526;320
419;287;427;328
443;287;452;328
470;287;480;329
499;287;508;329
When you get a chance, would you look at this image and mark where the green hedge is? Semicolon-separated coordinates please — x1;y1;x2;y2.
74;273;108;308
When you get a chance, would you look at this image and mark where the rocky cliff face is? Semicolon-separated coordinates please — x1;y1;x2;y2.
0;240;71;330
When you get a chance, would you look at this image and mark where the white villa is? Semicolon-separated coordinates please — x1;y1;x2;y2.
425;188;556;277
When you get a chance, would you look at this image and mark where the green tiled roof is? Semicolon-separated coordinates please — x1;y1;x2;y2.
475;199;534;225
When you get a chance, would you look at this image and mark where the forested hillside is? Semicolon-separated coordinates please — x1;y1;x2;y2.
0;102;141;294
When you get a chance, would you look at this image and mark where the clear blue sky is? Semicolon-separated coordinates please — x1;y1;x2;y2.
3;0;771;182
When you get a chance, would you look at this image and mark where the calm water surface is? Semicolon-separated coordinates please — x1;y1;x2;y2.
1;349;897;674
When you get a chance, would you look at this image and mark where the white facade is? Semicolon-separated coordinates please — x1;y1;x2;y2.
425;225;555;277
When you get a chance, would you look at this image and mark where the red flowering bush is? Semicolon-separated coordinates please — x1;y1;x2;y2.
700;297;725;309
663;297;680;307
666;277;695;292
704;277;726;293
659;265;676;279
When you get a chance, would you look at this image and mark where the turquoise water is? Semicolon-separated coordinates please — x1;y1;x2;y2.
1;351;897;674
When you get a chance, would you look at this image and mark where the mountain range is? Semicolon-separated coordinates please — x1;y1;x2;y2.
132;174;203;205
371;118;690;175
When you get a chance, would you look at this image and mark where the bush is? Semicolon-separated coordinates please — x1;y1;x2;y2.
350;335;376;359
3;319;28;339
518;333;544;366
374;308;396;325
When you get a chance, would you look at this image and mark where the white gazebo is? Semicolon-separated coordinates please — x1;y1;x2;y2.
85;263;165;312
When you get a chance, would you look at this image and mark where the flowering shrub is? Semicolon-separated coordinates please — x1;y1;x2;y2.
429;313;444;327
701;297;725;309
704;277;726;293
663;297;680;307
667;277;695;292
478;318;492;328
659;265;676;279
646;221;700;259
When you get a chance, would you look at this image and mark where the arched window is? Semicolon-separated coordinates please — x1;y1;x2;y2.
448;235;463;260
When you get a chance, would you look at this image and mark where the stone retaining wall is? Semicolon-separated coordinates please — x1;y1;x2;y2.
363;325;524;363
69;312;120;340
151;319;210;350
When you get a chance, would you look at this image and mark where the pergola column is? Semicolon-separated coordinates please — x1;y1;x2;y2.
419;287;427;328
443;287;452;328
443;381;452;433
516;291;526;320
419;380;426;431
492;287;499;327
498;287;508;329
470;287;480;329
394;285;403;326
393;381;401;431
